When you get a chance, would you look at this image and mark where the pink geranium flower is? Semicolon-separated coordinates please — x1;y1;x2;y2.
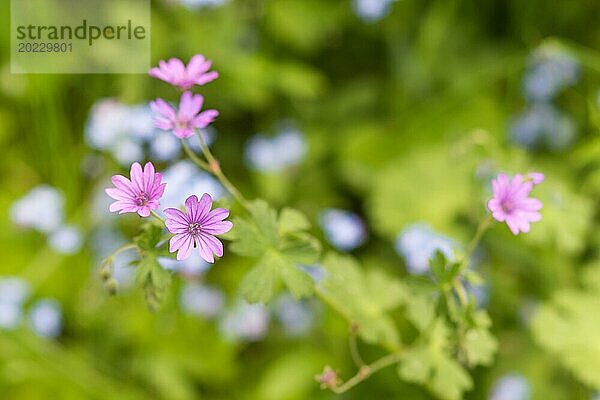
164;194;233;263
105;162;166;217
487;172;544;235
150;91;219;139
149;55;219;90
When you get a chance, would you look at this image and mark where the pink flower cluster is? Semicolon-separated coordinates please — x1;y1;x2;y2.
149;55;219;139
488;172;544;235
105;55;232;263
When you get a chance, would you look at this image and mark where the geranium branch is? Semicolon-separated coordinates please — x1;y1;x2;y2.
182;140;210;170
331;351;404;394
349;324;366;368
182;130;250;211
195;130;250;210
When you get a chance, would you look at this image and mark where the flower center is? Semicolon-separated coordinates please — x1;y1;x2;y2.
501;199;514;214
134;192;150;207
175;118;189;131
187;222;202;236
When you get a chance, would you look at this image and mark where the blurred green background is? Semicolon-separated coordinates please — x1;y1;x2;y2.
2;0;600;399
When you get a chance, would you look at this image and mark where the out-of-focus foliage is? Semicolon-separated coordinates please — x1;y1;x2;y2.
2;0;600;399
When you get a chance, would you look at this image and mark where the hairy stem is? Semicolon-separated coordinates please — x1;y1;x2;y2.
332;352;404;394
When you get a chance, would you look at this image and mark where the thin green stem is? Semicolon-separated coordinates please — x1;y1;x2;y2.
349;329;365;368
458;215;493;275
108;243;137;259
182;140;210;170
454;279;469;307
194;130;250;210
453;215;493;307
150;210;165;224
332;352;404;394
181;130;250;211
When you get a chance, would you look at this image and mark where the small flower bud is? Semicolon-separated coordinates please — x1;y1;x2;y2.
105;279;118;295
315;366;340;390
99;263;112;281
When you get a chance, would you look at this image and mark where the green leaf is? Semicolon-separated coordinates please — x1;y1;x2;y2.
531;281;600;389
365;269;407;311
229;200;279;257
240;250;314;304
239;256;280;304
229;218;271;257
398;347;431;384
525;177;593;254
280;263;314;299
429;250;460;285
249;200;279;245
430;355;472;400
233;201;319;304
318;253;405;348
135;252;171;311
398;319;473;400
368;146;473;238
278;208;311;234
134;223;164;251
279;233;321;264
405;292;437;332
462;327;497;367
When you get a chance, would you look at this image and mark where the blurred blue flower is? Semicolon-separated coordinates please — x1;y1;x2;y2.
523;48;579;102
10;185;65;233
177;0;228;10
48;225;83;255
186;127;216;152
112;137;144;167
489;373;531;400
0;277;30;330
275;294;315;338
245;127;307;173
160;161;225;210
0;277;31;305
150;130;181;161
353;0;395;22
0;303;22;330
29;299;63;338
180;283;224;318
219;301;270;342
509;104;576;151
319;208;367;251
395;223;456;275
85;99;158;166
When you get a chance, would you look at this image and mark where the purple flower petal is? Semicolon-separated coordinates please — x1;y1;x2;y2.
164;193;232;262
488;172;544;235
106;162;165;217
